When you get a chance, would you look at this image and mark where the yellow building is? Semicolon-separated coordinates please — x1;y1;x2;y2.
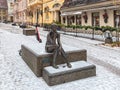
25;0;64;25
43;0;64;24
27;0;43;25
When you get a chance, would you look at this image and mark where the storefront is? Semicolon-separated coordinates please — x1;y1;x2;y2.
61;0;120;28
61;11;82;25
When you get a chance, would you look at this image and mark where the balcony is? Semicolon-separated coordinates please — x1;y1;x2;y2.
28;0;42;7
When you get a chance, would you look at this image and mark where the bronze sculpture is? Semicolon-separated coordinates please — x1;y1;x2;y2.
45;24;72;69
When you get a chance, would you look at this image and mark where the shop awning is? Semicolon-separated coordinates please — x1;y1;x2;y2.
61;11;82;16
82;5;120;12
61;5;120;16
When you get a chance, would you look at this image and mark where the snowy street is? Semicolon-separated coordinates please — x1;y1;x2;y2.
0;23;120;90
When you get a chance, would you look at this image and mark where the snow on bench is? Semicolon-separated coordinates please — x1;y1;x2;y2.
43;61;96;86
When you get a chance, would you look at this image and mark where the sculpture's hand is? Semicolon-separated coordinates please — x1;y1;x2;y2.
59;46;62;50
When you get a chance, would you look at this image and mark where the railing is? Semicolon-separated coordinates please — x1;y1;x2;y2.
43;25;119;42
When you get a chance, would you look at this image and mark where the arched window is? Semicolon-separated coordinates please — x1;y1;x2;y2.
44;6;49;13
53;3;61;8
44;6;49;19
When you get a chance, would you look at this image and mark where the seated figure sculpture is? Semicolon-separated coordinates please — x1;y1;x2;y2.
45;24;72;69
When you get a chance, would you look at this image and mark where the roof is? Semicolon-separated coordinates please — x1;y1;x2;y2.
0;0;8;9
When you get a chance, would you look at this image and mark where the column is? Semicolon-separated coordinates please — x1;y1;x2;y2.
56;11;59;22
75;15;76;25
61;16;63;24
65;16;68;25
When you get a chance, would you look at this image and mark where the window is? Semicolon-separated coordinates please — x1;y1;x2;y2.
3;16;6;20
44;7;49;19
114;10;120;28
10;2;13;7
2;11;6;15
67;16;75;25
92;12;100;26
76;15;81;25
46;12;49;19
63;17;65;23
53;3;61;8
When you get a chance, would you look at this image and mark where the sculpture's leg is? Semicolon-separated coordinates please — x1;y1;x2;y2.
61;48;72;68
52;47;59;69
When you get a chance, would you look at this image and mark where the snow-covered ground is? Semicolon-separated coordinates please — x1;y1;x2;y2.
0;23;120;90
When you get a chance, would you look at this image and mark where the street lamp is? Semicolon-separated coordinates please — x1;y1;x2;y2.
36;9;39;26
92;18;96;40
42;0;43;27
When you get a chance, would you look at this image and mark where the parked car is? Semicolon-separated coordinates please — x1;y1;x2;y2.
19;23;27;28
3;20;8;24
12;23;17;26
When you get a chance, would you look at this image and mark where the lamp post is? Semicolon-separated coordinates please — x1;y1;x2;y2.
41;0;43;27
92;17;95;40
36;9;39;26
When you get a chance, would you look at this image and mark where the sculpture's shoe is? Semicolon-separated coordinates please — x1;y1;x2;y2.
67;63;72;68
53;64;59;69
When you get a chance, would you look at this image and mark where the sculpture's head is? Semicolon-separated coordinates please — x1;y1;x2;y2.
51;23;57;32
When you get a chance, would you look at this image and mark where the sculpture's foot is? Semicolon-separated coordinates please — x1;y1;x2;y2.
53;64;59;69
19;49;22;56
67;63;72;68
39;39;42;43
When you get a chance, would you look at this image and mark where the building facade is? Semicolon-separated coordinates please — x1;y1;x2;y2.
13;0;27;24
7;0;14;22
0;0;8;22
43;0;64;24
61;0;120;28
27;0;42;25
13;0;64;25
